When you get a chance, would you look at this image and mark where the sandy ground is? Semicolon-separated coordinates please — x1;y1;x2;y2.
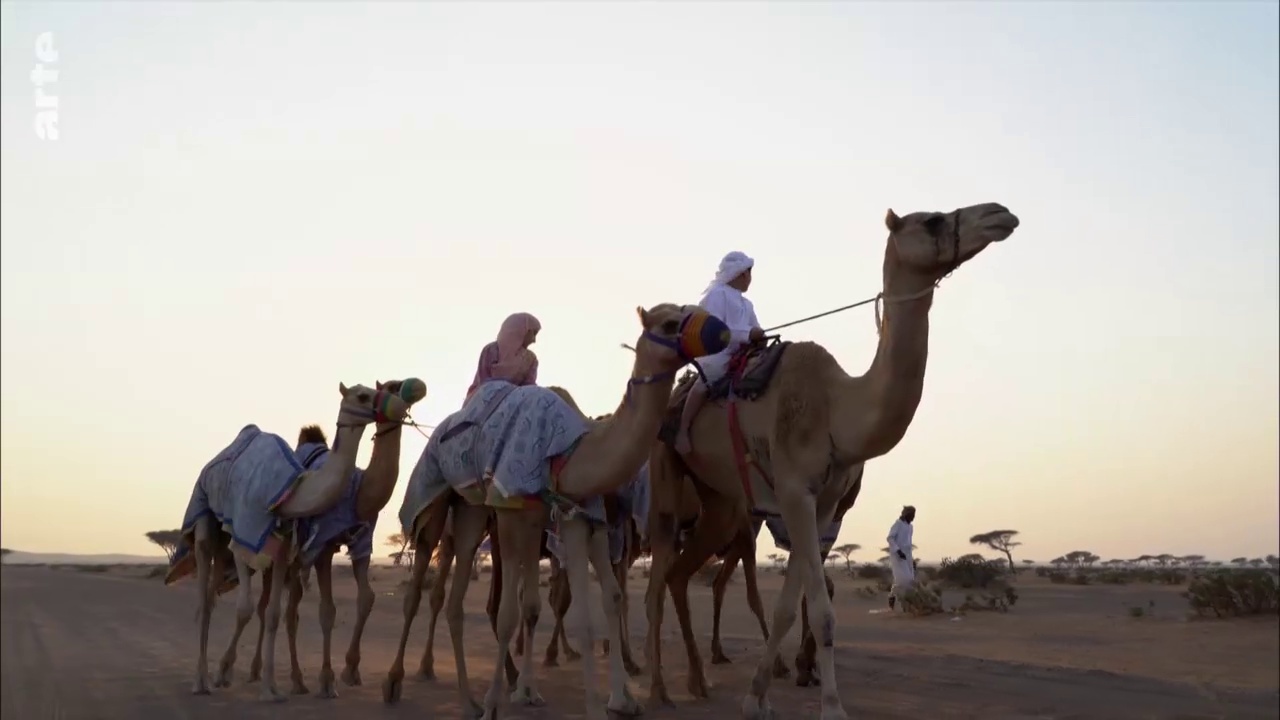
2;564;1277;720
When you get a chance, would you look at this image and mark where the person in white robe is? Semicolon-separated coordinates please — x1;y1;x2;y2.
674;250;765;456
886;505;917;610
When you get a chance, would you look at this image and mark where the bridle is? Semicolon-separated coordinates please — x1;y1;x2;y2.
624;313;706;403
335;388;415;439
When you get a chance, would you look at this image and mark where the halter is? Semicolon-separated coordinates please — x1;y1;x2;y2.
335;389;412;439
624;314;708;404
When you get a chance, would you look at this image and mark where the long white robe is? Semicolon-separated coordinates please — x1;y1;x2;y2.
886;518;915;594
697;283;761;384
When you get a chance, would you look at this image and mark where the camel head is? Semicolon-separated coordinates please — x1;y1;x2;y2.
884;202;1019;283
336;381;419;427
634;303;731;374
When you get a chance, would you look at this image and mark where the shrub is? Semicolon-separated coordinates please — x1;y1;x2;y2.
856;564;887;581
936;556;1005;589
899;583;945;616
1097;570;1131;585
957;586;1019;613
1185;570;1279;618
1047;571;1070;584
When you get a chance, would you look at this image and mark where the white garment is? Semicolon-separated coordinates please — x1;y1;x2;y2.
887;517;916;598
697;283;761;385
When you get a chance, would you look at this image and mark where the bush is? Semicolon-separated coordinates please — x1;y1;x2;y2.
1185;570;1279;618
957;586;1019;613
899;583;945;616
936;556;1005;589
856;564;887;581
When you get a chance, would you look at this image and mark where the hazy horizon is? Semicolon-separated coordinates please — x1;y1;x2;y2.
2;2;1277;563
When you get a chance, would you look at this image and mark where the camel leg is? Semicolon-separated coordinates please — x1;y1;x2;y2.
612;535;643;676
417;529;454;680
586;518;643;716
481;509;533;720
710;548;742;664
257;554;290;703
740;536;791;679
741;547;805;720
544;554;578;666
667;502;737;699
340;555;375;686
486;519;522;686
446;504;489;718
284;571;308;695
191;519;216;695
314;552;339;698
248;568;272;682
644;511;679;708
509;511;548;708
382;498;449;704
214;553;255;688
794;570;835;688
561;518;608;720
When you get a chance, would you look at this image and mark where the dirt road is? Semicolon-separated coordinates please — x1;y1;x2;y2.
2;566;1276;719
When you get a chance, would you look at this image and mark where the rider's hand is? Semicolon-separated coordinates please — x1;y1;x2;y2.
749;327;765;343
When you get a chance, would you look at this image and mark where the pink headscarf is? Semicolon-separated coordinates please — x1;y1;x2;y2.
466;312;541;399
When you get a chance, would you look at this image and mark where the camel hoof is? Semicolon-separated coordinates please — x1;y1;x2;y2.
543;654;559;668
341;665;362;686
819;707;849;720
191;678;211;695
258;687;287;703
291;679;311;695
608;689;644;717
382;675;403;704
510;685;545;706
464;698;485;719
416;663;436;681
741;695;775;720
317;668;338;699
564;646;582;662
649;684;675;709
688;673;710;699
711;651;732;665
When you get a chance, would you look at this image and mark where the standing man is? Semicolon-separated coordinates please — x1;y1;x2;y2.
673;250;764;457
886;505;916;610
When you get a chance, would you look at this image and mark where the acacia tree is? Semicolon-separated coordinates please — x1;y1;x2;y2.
833;543;861;573
144;529;184;563
386;532;413;568
969;530;1022;573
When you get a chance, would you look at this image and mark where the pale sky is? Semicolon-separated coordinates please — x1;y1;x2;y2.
1;1;1276;565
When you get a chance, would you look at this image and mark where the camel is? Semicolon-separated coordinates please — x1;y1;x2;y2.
241;377;426;698
382;303;730;720
170;381;422;702
645;203;1020;720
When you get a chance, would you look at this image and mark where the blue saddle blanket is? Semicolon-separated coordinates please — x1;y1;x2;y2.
755;516;844;557
294;442;375;566
401;382;593;537
179;424;305;555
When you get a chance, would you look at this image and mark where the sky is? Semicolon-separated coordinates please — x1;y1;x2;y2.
1;1;1277;566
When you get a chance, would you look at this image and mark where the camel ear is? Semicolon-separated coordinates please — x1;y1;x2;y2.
339;382;349;397
375;380;385;391
636;306;651;328
885;209;902;233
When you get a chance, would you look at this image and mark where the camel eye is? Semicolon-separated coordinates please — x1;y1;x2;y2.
356;392;371;403
661;319;680;335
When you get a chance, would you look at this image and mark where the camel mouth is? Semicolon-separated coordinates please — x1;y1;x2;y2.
982;208;1019;240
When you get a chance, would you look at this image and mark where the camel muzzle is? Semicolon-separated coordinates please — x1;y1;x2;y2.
679;312;731;360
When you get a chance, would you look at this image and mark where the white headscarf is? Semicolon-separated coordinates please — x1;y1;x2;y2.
703;251;754;293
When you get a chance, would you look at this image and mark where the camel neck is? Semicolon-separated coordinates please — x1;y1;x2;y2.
857;269;934;459
355;424;401;521
558;362;673;500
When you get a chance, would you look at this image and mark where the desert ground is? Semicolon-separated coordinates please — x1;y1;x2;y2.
1;563;1276;720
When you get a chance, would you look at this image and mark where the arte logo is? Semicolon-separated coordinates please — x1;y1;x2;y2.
32;32;59;141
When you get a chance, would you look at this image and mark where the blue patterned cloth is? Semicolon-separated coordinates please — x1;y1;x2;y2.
546;460;650;564
179;424;305;554
401;382;593;538
293;442;375;566
755;516;844;558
